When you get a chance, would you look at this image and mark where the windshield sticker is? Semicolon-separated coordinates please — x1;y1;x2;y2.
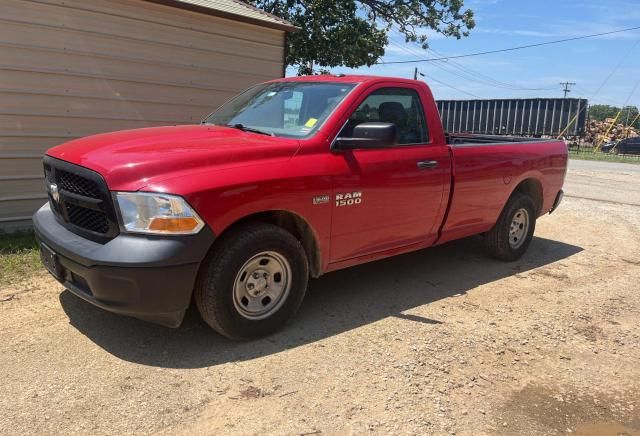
305;118;318;128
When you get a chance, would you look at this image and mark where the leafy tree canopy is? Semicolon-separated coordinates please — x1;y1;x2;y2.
246;0;475;75
589;104;640;128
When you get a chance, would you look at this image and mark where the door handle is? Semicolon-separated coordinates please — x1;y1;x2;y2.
417;160;438;170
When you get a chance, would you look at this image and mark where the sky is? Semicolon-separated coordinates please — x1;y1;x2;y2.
286;0;640;107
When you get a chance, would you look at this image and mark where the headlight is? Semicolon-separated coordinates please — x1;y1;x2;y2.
114;192;204;235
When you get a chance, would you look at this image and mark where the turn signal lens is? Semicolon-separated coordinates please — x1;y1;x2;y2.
148;217;201;232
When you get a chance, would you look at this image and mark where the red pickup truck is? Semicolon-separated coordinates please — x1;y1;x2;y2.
34;75;567;339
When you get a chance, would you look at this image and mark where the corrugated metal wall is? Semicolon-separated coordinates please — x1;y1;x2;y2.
436;98;588;137
0;0;286;231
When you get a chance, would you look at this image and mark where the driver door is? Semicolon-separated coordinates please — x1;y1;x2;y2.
329;85;450;262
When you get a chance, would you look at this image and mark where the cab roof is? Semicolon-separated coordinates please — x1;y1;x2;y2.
270;74;422;85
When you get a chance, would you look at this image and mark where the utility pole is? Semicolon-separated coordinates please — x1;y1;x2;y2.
413;67;425;80
560;81;576;98
625;105;631;125
624;106;632;138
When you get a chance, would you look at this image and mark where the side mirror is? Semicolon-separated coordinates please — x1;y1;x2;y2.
334;122;397;150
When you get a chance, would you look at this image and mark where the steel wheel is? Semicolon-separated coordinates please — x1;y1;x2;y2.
509;208;530;249
232;251;292;320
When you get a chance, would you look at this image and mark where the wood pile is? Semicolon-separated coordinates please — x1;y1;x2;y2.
584;119;639;144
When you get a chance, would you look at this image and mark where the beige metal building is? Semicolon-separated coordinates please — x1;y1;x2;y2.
0;0;294;232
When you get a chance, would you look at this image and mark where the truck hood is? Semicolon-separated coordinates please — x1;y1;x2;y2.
46;125;301;191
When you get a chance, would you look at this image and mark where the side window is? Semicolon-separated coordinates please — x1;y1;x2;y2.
628;137;640;152
340;87;429;145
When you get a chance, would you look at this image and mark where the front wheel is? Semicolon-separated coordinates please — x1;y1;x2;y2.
484;193;536;261
194;223;309;340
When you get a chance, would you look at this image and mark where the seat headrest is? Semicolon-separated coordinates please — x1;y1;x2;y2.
379;102;408;127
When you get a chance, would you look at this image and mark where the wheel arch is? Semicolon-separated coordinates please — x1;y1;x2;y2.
510;178;544;216
213;210;322;278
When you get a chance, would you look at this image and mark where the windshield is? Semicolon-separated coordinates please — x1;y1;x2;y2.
204;82;356;138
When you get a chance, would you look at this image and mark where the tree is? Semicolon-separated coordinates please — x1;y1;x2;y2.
245;0;475;75
588;105;621;122
621;105;640;129
588;104;640;129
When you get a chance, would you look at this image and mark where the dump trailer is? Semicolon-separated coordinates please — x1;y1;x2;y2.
436;98;588;137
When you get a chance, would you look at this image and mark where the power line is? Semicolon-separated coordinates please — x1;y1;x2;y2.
425;45;558;91
594;80;640;149
556;38;640;137
420;72;482;98
573;87;620;105
621;80;640;108
388;34;557;93
387;29;569;92
431;57;557;91
590;38;640;99
432;58;557;91
378;25;640;64
575;38;640;103
389;38;483;98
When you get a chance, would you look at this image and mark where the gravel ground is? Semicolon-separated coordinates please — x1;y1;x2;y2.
1;161;639;436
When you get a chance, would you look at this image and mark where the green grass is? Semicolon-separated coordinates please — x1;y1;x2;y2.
0;231;43;287
568;150;640;164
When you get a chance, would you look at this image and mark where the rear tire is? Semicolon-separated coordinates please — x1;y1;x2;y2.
484;193;536;261
194;222;309;340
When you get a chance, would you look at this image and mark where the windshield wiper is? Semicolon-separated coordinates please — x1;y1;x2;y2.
224;123;274;136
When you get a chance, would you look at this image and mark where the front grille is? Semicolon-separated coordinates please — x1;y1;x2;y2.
65;203;110;233
44;156;119;242
58;170;101;198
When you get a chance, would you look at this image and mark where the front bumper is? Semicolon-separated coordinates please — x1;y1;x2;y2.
33;203;215;327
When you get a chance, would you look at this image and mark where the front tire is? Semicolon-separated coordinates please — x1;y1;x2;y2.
194;222;309;340
484;193;536;261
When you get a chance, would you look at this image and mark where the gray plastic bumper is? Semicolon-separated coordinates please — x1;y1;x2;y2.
33;203;215;327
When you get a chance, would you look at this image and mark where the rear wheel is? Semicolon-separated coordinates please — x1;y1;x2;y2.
484;193;536;261
194;222;308;340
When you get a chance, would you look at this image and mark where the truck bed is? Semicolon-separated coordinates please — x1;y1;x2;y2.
436;135;568;245
446;133;559;145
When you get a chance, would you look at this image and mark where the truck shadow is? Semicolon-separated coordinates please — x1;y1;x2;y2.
59;236;582;368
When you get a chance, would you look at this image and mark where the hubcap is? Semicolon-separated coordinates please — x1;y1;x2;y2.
509;208;530;249
233;251;292;320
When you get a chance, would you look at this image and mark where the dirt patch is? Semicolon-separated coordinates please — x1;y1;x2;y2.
501;384;639;435
1;163;639;435
574;422;640;436
234;386;268;400
573;323;605;342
